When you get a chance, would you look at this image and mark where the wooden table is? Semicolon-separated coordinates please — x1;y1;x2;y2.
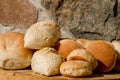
0;68;120;80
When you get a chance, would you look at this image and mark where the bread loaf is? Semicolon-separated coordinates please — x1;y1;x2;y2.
24;21;60;49
86;40;117;72
0;32;33;69
67;49;98;70
60;60;92;77
54;39;81;58
31;47;65;76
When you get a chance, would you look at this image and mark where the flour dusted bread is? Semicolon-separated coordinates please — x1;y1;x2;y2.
0;32;33;69
86;40;117;72
24;21;60;49
31;47;65;76
60;60;92;77
67;49;98;70
111;41;120;71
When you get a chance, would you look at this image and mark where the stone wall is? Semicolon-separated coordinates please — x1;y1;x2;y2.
0;0;120;41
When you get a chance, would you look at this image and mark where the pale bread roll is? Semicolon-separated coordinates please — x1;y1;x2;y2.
60;60;92;77
0;32;33;69
111;41;120;71
86;40;117;72
67;49;98;70
31;47;65;76
24;21;60;49
54;39;80;58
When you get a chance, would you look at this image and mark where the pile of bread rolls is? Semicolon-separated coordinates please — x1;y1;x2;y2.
0;20;120;78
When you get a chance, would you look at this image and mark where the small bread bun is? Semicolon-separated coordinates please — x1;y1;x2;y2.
31;47;65;76
0;32;33;69
54;39;81;58
24;20;60;49
76;38;91;48
86;40;117;72
111;41;120;71
60;60;92;77
67;49;98;70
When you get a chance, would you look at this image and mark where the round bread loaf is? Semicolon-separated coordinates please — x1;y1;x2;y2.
0;32;33;69
67;49;98;70
86;40;117;72
54;39;80;58
31;47;65;76
24;21;60;49
60;60;92;77
111;41;120;72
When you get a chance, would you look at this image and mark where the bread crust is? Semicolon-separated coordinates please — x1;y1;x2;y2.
67;49;98;70
54;39;80;58
24;21;60;49
31;47;65;76
60;60;92;77
86;40;117;72
0;32;33;69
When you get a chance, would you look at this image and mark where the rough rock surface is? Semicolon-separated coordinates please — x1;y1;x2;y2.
41;0;120;41
0;0;37;28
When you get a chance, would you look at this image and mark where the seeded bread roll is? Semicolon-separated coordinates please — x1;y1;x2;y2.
31;47;65;76
86;40;117;72
60;60;92;77
0;32;33;69
67;49;98;70
111;41;120;72
24;21;60;49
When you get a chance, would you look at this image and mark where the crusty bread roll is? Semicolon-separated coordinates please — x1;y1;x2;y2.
54;39;81;58
60;60;92;77
0;32;33;69
67;49;98;70
86;40;117;72
24;21;60;49
31;47;65;76
76;38;91;48
111;41;120;71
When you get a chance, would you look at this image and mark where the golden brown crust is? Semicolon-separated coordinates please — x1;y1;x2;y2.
54;39;81;58
0;32;33;69
86;40;117;72
60;60;92;77
67;49;98;70
76;38;91;48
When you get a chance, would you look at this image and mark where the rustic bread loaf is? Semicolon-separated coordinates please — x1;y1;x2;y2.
0;32;33;69
54;39;81;58
24;20;60;49
86;40;117;72
67;48;98;70
60;60;92;77
31;47;65;76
